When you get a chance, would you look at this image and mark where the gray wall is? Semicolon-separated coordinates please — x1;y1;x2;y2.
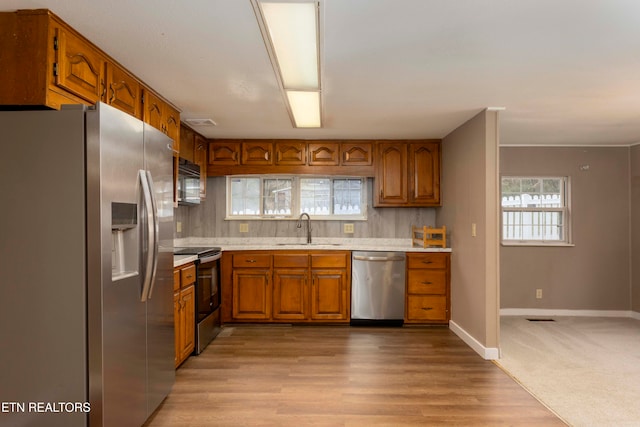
632;145;640;313
500;146;631;311
437;109;500;350
176;176;437;239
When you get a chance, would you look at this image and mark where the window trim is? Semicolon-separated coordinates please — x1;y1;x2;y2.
500;176;572;245
225;175;368;220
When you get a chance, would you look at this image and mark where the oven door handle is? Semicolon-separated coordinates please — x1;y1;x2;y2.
199;253;222;264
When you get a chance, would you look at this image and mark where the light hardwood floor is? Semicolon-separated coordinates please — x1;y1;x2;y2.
145;325;565;426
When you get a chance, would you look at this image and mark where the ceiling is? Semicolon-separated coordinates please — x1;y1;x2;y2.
4;0;640;146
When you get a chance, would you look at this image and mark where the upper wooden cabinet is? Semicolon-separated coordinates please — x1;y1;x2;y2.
275;141;306;166
308;142;340;166
0;9;178;132
207;140;376;176
209;140;240;166
54;24;106;105
242;141;273;166
143;89;180;152
374;140;442;207
105;63;142;119
180;123;208;199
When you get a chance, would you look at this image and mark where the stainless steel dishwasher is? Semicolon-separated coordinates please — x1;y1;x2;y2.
351;251;406;326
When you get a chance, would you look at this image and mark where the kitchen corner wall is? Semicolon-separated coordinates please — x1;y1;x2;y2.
174;177;436;239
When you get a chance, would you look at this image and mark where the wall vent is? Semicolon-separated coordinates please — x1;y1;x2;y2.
185;118;217;126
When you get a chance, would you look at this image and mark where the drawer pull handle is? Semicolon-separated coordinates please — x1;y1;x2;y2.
246;259;257;263
421;281;432;285
422;261;434;264
421;307;433;311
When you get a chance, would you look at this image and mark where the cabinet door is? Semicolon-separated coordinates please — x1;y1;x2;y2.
273;269;308;320
242;141;273;165
308;142;339;166
232;269;271;319
179;285;195;362
54;25;106;103
310;270;348;320
375;143;408;206
209;141;240;165
105;63;141;119
275;141;306;165
341;142;373;166
409;142;441;205
143;90;164;131
164;104;180;151
194;134;208;198
179;124;196;163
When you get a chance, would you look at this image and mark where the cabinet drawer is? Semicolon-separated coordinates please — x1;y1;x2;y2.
407;253;448;269
311;253;347;268
407;269;447;295
274;254;309;268
407;295;447;320
173;269;181;292
233;253;271;268
180;264;196;287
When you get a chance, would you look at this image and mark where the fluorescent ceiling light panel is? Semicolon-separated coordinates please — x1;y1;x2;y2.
255;0;322;128
286;91;321;128
261;2;319;89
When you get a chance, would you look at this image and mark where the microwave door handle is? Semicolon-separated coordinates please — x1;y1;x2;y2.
145;170;160;300
139;170;155;302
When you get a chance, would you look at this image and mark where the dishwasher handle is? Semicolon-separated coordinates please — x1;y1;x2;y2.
353;255;405;262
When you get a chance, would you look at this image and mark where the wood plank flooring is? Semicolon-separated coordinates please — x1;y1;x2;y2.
145;325;565;426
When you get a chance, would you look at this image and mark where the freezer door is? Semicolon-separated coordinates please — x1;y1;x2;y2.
143;123;176;415
87;102;148;427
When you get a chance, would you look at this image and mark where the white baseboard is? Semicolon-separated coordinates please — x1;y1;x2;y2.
500;308;639;318
449;320;500;360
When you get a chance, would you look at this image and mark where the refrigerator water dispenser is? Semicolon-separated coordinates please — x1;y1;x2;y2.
111;202;139;280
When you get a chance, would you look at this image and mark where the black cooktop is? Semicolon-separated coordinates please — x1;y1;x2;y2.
174;247;221;256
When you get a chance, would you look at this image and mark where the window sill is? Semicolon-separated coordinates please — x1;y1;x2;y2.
501;241;575;247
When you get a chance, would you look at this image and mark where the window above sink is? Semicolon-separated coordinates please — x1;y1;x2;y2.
226;175;367;220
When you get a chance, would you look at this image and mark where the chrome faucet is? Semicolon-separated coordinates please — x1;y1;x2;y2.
297;213;312;244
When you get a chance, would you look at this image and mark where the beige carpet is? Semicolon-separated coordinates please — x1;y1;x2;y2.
496;316;640;427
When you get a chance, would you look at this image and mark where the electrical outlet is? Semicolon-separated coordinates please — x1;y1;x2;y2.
176;221;182;233
344;223;354;234
239;223;249;233
536;289;543;299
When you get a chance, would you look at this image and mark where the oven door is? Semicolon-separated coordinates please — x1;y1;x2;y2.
196;253;221;320
194;252;221;354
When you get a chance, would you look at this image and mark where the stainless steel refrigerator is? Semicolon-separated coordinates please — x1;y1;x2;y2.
0;102;175;427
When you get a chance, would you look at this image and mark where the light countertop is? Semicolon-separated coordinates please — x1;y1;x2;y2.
174;237;452;254
174;254;198;268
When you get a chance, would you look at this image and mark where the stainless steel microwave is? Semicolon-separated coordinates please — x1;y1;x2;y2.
177;159;201;206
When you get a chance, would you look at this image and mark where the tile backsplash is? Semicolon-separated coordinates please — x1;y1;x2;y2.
175;177;436;239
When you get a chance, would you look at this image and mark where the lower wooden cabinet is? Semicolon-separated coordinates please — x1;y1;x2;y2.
224;251;350;323
405;253;450;324
174;263;196;367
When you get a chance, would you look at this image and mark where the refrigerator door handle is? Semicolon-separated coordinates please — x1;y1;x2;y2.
139;170;157;302
145;170;160;299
